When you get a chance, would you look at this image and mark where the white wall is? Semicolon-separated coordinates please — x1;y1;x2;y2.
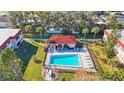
0;22;8;28
103;34;108;42
8;32;23;49
115;45;124;63
6;41;14;50
67;44;75;48
12;32;23;49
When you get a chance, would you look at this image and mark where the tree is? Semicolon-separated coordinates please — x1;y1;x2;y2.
62;28;71;35
112;22;122;31
25;25;32;38
111;22;123;36
79;20;87;32
106;14;116;28
91;26;100;39
0;48;23;80
92;15;99;23
8;11;49;31
36;27;44;39
103;22;122;59
103;34;116;58
8;12;17;28
101;70;124;81
32;55;41;63
82;28;89;39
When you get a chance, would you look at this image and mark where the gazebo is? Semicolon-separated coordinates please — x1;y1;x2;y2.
48;35;77;50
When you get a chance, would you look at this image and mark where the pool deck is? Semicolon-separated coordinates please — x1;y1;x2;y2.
44;47;96;72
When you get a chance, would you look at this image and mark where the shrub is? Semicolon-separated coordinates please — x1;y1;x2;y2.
32;55;41;63
101;70;124;81
107;59;119;66
59;73;74;81
92;48;100;56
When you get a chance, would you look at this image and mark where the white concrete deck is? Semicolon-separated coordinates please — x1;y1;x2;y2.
44;47;96;72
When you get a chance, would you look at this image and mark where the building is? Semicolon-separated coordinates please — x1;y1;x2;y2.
49;35;77;48
47;28;79;35
103;29;112;42
47;28;62;34
103;29;124;63
0;17;9;28
0;29;23;51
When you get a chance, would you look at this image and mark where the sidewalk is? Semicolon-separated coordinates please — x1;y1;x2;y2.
23;38;49;41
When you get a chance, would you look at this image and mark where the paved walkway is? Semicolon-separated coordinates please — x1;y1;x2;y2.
24;38;102;42
23;38;49;41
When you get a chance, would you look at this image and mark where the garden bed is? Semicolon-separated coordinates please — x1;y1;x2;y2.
87;41;124;80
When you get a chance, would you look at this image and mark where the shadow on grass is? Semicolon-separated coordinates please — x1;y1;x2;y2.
117;63;124;69
76;33;103;39
32;34;41;39
16;41;38;68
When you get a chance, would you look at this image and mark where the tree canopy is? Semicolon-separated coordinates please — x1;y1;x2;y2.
0;48;23;80
91;26;100;38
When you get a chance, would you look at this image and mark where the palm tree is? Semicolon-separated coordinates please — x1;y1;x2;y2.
92;15;99;23
25;25;32;38
106;14;116;26
104;34;116;58
62;27;72;35
82;28;89;39
8;11;20;28
36;27;44;39
91;26;100;39
0;48;23;80
112;22;123;36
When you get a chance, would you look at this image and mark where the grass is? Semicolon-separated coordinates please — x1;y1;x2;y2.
76;33;103;39
23;47;45;80
16;40;38;67
23;32;50;39
87;41;121;80
23;33;31;38
19;40;121;81
23;32;103;40
57;73;75;81
16;40;46;80
23;33;41;39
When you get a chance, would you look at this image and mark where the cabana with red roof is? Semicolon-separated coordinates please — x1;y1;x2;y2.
49;35;77;48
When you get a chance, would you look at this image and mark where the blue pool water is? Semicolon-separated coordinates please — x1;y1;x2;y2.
50;54;81;67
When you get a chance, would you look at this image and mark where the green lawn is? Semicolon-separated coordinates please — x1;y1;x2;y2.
23;47;46;80
23;33;50;39
16;40;46;80
76;33;103;39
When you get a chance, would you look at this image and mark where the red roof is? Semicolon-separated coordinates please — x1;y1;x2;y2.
0;17;8;22
116;37;124;48
0;30;21;50
50;35;77;44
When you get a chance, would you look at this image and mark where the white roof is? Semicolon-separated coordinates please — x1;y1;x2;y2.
0;29;20;47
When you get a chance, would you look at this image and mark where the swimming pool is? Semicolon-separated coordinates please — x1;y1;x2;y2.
50;54;81;67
